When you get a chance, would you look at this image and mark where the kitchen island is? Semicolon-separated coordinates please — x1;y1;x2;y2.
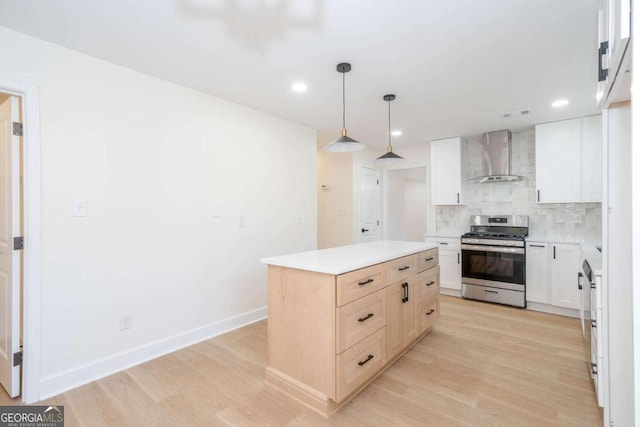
261;240;440;417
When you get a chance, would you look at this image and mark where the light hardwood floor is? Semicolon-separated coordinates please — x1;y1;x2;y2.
1;296;603;426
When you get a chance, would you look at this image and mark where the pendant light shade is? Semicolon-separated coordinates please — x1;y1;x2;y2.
323;63;366;153
376;94;405;165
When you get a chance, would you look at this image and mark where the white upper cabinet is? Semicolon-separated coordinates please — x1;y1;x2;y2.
597;0;631;106
581;115;603;202
430;137;464;206
535;116;602;204
535;118;582;203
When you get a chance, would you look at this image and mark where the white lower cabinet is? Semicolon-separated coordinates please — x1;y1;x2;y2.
425;236;461;293
526;241;580;311
550;244;581;309
526;243;549;303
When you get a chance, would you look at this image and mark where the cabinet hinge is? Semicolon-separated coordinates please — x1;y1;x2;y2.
12;122;23;137
376;179;379;185
13;237;24;250
13;351;22;367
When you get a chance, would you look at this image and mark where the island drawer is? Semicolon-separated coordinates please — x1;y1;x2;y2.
336;289;387;354
336;263;385;307
336;327;386;402
415;266;440;303
416;296;439;335
386;254;417;283
417;248;439;273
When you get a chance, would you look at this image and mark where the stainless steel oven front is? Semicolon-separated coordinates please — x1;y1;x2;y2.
461;244;526;307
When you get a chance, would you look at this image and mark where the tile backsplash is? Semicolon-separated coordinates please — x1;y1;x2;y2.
435;128;602;242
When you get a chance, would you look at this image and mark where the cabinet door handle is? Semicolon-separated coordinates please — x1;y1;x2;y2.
424;257;434;262
426;281;435;286
537;190;540;202
401;283;407;303
591;282;596;289
457;193;460;203
361;228;369;233
529;244;545;248
484;289;498;294
358;354;374;366
426;309;435;315
457;252;460;264
598;41;609;82
358;313;374;323
578;272;583;290
591;319;597;328
439;242;448;245
553;246;556;259
398;266;410;271
358;278;374;286
591;362;598;375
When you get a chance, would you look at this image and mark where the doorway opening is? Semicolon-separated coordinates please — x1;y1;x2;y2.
383;167;427;242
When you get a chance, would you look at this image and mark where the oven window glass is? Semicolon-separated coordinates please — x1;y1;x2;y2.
462;249;525;285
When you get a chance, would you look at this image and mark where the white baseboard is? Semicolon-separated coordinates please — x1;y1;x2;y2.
38;306;267;401
526;301;580;318
440;288;461;297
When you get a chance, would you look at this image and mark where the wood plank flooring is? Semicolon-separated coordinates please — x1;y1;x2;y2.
2;296;603;426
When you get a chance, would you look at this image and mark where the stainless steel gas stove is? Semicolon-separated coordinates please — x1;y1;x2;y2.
461;215;529;308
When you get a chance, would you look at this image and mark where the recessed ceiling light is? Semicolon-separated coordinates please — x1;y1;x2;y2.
551;99;569;108
391;130;402;137
291;82;308;92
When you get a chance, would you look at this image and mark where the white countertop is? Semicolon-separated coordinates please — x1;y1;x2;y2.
261;240;438;275
581;243;603;276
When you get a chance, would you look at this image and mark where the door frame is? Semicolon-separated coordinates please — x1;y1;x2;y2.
0;78;42;404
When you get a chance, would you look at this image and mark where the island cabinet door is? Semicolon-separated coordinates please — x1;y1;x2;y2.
386;277;417;360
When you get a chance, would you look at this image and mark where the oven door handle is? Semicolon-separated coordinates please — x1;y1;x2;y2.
461;244;525;255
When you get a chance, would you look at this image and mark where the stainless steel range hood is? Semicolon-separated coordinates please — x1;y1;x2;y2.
469;129;526;183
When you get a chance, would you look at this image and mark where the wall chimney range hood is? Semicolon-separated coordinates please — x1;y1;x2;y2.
469;129;526;183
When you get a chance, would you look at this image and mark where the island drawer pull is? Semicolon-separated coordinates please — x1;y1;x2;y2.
358;354;374;366
398;266;410;271
358;278;374;286
426;309;435;315
426;281;435;286
424;257;435;261
358;313;374;323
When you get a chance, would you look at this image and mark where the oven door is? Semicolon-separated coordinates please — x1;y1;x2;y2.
461;245;525;290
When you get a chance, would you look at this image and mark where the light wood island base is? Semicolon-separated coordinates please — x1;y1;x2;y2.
265;326;434;418
262;241;441;418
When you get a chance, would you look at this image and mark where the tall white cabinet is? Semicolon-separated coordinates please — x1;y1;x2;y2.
430;137;464;205
535;116;602;203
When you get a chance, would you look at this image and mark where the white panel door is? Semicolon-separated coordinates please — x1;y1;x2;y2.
535;119;582;203
526;243;550;304
550;243;581;309
0;96;21;397
358;166;379;243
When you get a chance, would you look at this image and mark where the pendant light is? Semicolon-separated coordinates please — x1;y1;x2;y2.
376;94;405;164
323;63;365;152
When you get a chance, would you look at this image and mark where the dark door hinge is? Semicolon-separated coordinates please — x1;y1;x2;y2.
13;351;22;367
13;237;24;250
12;122;23;137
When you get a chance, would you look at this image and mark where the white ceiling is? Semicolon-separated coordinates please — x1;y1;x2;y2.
0;0;600;150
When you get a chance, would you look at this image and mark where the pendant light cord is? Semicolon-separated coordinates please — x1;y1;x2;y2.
342;71;346;129
388;98;391;147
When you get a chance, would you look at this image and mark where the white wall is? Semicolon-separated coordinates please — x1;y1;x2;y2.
317;150;353;249
0;27;317;399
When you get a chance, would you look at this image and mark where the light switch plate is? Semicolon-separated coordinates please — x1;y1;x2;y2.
72;198;88;217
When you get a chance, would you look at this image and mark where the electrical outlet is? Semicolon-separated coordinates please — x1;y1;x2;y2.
119;313;132;331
